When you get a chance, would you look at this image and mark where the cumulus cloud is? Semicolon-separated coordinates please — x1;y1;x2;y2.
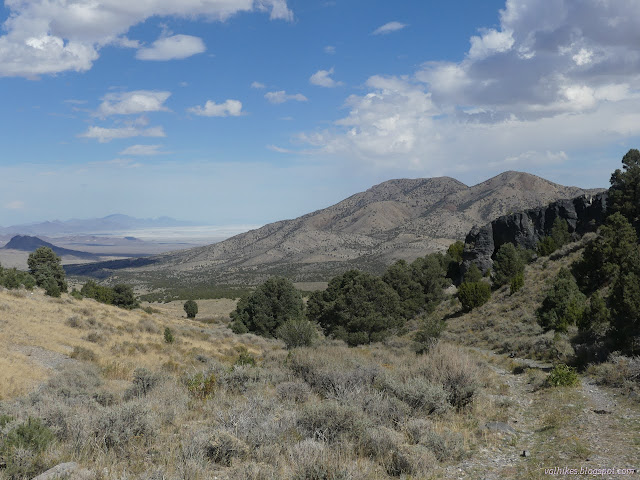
310;68;343;87
136;35;205;61
188;99;244;117
119;144;166;156
297;0;640;174
372;21;407;35
79;125;166;143
0;0;293;77
251;81;266;89
97;91;171;117
265;91;308;104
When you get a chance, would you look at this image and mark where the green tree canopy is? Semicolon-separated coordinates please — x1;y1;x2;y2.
112;284;139;309
608;148;640;230
463;263;483;283
307;269;403;346
382;259;424;318
575;212;638;291
447;241;464;264
230;276;304;337
27;247;67;295
410;253;448;310
609;247;640;349
492;243;525;287
184;299;198;319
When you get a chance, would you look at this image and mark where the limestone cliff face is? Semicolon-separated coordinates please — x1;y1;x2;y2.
462;192;608;275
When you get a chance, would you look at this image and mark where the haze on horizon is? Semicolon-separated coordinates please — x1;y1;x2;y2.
2;0;639;227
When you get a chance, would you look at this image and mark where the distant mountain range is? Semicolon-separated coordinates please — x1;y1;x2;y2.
0;214;198;236
64;171;604;287
3;235;98;260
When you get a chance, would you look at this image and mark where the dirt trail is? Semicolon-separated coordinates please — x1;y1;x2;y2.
442;348;640;480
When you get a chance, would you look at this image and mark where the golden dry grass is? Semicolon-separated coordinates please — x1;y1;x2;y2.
0;288;249;399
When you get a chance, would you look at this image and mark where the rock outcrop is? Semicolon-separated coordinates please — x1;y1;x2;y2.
462;192;608;275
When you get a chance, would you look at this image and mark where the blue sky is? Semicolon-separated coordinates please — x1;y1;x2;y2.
1;0;639;226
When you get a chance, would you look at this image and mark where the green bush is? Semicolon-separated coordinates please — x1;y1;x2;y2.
307;270;403;346
0;417;55;480
413;315;445;354
234;347;256;367
578;292;610;340
547;364;579;387
457;281;491;312
230;277;304;337
537;236;557;257
81;280;115;304
537;268;586;332
510;272;524;295
2;417;54;454
164;327;174;344
276;318;318;349
183;299;198;319
123;368;161;400
184;371;216;400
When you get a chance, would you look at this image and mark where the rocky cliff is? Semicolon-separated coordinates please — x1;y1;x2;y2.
462;192;608;275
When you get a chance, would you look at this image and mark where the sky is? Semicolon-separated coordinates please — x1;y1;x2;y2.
1;0;640;226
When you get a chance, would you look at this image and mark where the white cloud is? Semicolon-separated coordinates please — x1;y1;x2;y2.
372;21;407;35
251;81;266;89
310;67;343;88
89;158;143;168
265;91;308;104
136;35;205;61
0;0;293;78
97;91;171;117
79;125;166;143
119;144;166;156
324;45;336;54
468;29;514;59
4;200;25;210
295;0;640;175
188;99;244;117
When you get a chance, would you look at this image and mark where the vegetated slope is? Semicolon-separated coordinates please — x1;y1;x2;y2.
0;289;243;399
66;171;601;287
3;235;98;260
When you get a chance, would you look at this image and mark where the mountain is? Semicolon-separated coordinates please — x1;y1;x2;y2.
0;214;198;236
64;171;603;286
3;235;99;260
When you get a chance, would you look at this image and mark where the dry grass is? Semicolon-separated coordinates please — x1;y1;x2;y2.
0;286;502;479
0;289;246;399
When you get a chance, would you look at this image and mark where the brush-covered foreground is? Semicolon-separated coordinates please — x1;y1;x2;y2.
0;288;519;480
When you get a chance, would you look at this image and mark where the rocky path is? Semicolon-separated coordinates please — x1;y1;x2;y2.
442;348;640;480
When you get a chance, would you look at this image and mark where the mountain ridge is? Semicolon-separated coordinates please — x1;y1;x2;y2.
0;214;199;236
3;235;99;260
64;171;604;286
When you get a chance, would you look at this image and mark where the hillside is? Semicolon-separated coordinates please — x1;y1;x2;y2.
65;171;602;287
